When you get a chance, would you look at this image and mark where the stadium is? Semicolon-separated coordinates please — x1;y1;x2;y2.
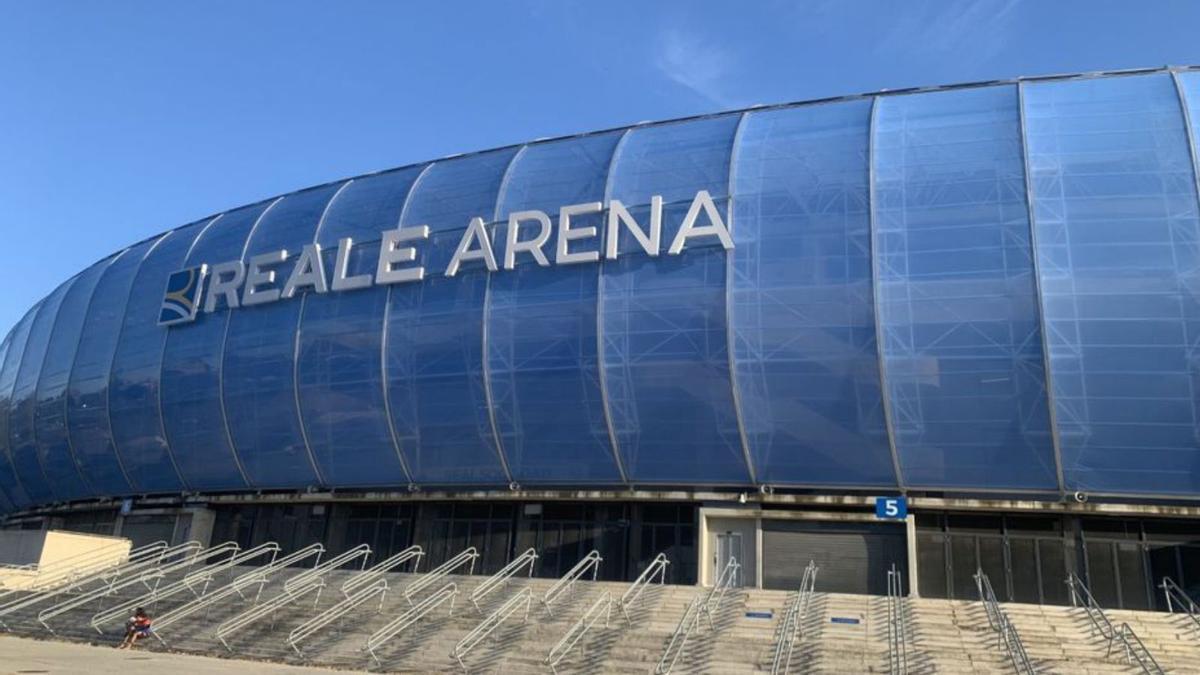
3;64;1200;622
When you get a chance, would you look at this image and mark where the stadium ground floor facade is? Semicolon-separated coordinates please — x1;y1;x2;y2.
4;490;1199;612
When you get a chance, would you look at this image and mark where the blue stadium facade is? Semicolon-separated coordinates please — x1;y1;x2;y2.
3;67;1200;604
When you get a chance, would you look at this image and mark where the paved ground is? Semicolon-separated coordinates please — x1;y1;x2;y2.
0;635;352;674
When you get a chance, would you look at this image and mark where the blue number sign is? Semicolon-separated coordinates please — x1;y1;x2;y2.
875;496;907;520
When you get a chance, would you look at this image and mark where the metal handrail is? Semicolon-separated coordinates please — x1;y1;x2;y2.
404;547;479;605
215;579;324;653
364;581;458;667
151;571;276;646
181;542;282;596
343;545;424;597
618;552;669;624
655;595;703;675
541;550;602;616
451;586;532;672
89;542;275;634
1066;573;1162;674
287;578;388;658
1160;576;1200;631
470;547;537;612
1114;622;1165;675
35;542;213;633
0;538;148;591
285;544;371;593
0;540;179;629
700;555;740;629
886;563;908;675
545;592;612;675
770;560;818;675
974;569;1034;675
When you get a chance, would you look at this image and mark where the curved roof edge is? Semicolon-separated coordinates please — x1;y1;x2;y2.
49;63;1200;287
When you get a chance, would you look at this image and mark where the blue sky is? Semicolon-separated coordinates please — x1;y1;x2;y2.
3;0;1200;335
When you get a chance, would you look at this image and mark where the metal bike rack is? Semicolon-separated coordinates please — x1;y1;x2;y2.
886;563;909;675
287;577;388;658
404;547;479;605
364;581;458;667
1067;573;1163;674
655;595;703;675
1160;576;1200;632
974;569;1034;675
215;579;324;653
451;586;532;672
545;591;612;675
770;559;817;675
343;545;424;598
618;552;669;625
469;547;537;613
284;544;372;594
541;550;602;616
0;540;176;629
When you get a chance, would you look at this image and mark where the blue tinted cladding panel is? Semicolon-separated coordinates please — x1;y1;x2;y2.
298;168;423;487
489;133;625;484
9;279;75;503
161;204;269;490
35;259;111;501
873;86;1058;490
223;184;344;488
385;149;517;484
603;115;750;484
110;223;209;492
730;100;896;487
0;307;40;508
0;334;14;511
1024;74;1200;495
68;245;152;497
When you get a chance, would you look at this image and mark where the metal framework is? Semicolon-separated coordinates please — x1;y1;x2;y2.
700;554;740;629
404;547;478;605
886;563;908;675
540;550;601;616
654;595;703;675
770;560;818;675
973;569;1034;675
1066;573;1163;674
451;585;531;672
469;547;536;612
364;581;458;667
181;541;282;597
284;543;371;594
545;591;612;675
286;577;388;658
618;552;669;624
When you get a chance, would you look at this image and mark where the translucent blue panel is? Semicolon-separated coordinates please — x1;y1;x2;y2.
109;222;209;493
34;259;111;501
0;307;40;508
386;149;517;484
298;169;423;486
603;115;751;484
68;244;152;496
9;279;74;503
0;334;14;511
873;86;1058;490
489;133;624;484
223;184;344;488
161;204;268;490
1025;74;1200;495
730;100;896;487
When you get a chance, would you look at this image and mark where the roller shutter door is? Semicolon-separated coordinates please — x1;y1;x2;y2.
762;520;907;595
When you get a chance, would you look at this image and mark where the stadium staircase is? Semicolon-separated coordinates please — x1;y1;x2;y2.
0;551;1197;673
